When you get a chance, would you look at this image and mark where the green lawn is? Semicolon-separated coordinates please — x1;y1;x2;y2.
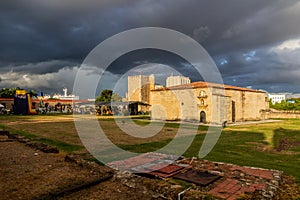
0;115;299;183
121;119;300;183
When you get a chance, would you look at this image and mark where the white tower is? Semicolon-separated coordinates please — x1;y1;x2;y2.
63;88;67;97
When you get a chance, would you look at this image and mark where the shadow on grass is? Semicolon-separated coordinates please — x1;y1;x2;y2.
273;128;300;152
36;138;83;153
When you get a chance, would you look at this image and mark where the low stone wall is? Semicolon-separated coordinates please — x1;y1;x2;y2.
268;110;300;119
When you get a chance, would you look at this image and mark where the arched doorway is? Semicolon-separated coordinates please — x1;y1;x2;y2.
200;111;206;123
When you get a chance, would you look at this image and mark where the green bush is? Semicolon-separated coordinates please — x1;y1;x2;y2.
270;99;300;110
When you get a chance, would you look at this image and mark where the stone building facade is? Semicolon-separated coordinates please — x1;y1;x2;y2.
150;82;269;124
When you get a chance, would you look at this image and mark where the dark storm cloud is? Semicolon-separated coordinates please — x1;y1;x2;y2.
105;49;200;78
0;0;296;63
0;0;140;63
1;0;300;94
218;45;300;92
0;60;78;74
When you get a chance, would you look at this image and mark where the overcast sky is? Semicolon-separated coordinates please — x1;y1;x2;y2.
1;0;300;97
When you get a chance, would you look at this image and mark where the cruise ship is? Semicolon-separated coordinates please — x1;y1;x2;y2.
52;88;79;100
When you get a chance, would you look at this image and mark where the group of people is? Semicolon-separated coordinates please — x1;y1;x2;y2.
36;103;73;114
0;104;9;114
96;105;129;116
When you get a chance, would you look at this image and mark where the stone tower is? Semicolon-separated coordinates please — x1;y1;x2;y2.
127;74;155;104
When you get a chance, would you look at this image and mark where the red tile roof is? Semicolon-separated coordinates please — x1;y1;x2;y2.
152;81;265;93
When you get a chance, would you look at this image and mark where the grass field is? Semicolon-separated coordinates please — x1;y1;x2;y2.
0;114;299;183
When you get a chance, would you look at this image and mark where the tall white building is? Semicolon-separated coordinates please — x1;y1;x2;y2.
166;75;191;87
268;93;286;104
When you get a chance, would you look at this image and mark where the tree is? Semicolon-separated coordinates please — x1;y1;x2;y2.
111;93;122;102
28;90;38;97
0;87;19;98
95;90;123;102
0;87;37;98
96;89;113;102
270;99;300;111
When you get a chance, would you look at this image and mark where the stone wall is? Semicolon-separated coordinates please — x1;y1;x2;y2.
268;110;300;119
225;90;268;122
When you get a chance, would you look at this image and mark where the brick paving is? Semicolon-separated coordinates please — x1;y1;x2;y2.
230;165;275;180
107;152;178;171
208;178;269;200
206;164;281;199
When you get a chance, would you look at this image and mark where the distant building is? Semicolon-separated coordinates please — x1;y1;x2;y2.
41;95;51;99
127;75;155;104
166;75;190;87
286;93;300;99
37;94;51;100
154;85;164;90
268;93;286;104
287;100;296;103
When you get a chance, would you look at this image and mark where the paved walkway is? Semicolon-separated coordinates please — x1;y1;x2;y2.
147;119;282;127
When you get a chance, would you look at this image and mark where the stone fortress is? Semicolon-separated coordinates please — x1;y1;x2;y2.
127;75;269;124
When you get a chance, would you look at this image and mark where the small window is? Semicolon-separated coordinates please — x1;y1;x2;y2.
199;90;206;97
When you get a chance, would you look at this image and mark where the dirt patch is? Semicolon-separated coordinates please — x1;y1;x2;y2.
276;138;300;152
0;139;180;200
0;141;113;200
